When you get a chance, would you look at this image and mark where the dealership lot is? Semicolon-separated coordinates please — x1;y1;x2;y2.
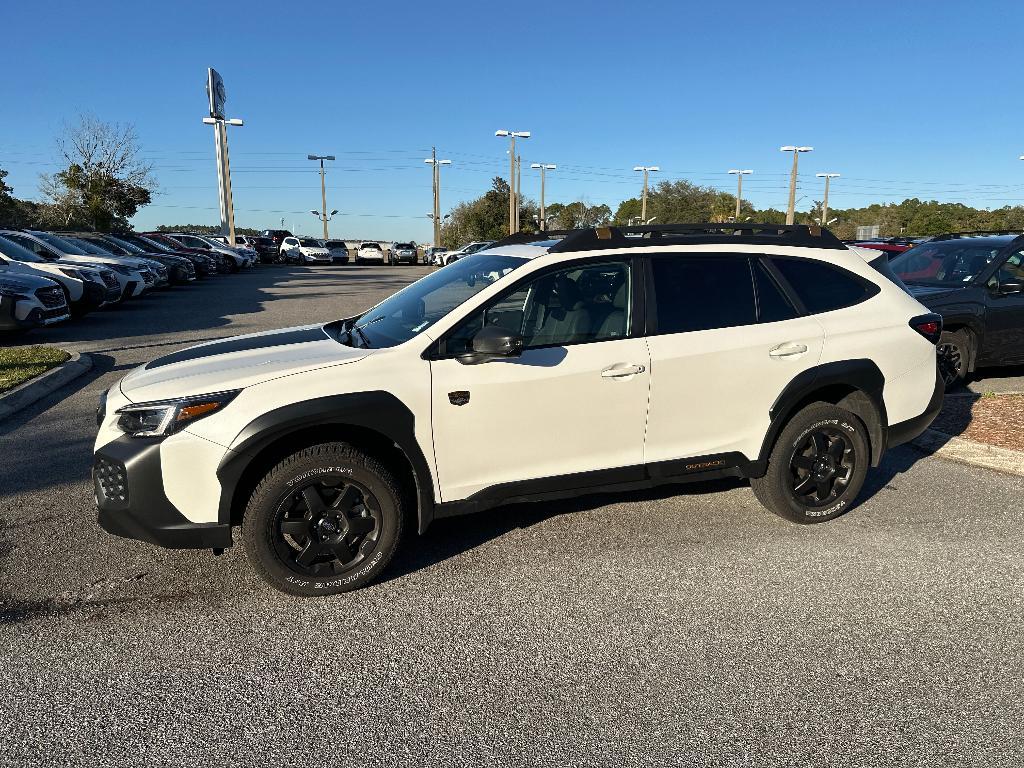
2;264;1024;766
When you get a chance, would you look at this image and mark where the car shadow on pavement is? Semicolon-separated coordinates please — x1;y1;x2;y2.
382;477;748;584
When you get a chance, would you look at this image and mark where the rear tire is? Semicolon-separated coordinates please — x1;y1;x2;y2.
242;443;405;596
750;404;869;524
937;329;970;390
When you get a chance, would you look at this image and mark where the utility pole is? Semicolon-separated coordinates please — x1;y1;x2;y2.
728;169;753;220
515;154;522;232
780;146;813;225
531;163;556;231
424;148;451;247
203;68;243;246
816;172;840;226
495;130;530;233
633;166;659;222
307;154;336;238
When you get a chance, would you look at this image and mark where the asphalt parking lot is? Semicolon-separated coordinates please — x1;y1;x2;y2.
2;264;1023;767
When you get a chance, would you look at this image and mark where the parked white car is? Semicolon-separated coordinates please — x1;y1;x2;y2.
0;230;155;299
292;238;332;264
443;240;494;265
355;241;386;264
0;265;69;331
92;223;944;596
0;235;118;315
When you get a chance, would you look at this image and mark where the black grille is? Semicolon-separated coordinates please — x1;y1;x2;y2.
94;456;129;505
35;286;65;308
141;270;155;284
100;271;119;289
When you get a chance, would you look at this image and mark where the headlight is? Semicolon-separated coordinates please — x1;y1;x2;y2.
58;267;84;280
115;390;239;438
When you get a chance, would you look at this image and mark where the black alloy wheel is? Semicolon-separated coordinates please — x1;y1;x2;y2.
273;478;381;577
937;331;967;389
788;426;855;508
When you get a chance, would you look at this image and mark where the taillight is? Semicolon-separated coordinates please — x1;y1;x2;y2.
910;313;943;344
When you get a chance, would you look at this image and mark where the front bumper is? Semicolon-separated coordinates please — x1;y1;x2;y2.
94;436;233;550
887;367;944;449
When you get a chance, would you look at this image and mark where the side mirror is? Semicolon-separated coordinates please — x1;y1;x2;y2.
457;325;523;365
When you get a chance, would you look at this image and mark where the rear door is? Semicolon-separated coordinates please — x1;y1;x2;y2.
642;254;825;468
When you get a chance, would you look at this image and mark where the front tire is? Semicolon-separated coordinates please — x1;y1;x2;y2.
750;404;869;524
242;443;405;596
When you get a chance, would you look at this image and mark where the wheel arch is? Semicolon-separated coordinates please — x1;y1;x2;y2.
759;359;888;469
216;392;436;535
940;320;980;373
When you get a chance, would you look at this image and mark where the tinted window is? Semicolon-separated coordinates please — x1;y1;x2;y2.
753;260;798;323
650;256;755;334
771;257;874;314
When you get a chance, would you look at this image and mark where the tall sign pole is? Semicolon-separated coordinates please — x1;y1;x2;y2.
204;68;243;246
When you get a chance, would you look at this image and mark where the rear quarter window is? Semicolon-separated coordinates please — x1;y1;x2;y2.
770;257;878;314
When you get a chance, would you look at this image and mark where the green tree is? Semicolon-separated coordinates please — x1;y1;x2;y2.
40;115;156;231
440;177;538;248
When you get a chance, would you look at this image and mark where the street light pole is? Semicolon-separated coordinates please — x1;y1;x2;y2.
307;154;336;239
515;154;522;232
816;172;840;226
633;166;659;222
496;130;530;233
728;169;753;220
780;146;813;225
424;148;451;247
531;163;557;231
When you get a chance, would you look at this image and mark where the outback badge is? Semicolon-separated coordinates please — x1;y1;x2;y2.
448;391;470;406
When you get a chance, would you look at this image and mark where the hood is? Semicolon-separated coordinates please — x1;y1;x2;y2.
905;283;965;302
119;324;370;403
0;267;57;291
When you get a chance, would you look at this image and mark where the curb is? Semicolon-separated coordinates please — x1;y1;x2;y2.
910;427;1024;478
0;351;93;422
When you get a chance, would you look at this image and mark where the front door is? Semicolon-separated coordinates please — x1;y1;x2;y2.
982;250;1024;364
429;259;650;502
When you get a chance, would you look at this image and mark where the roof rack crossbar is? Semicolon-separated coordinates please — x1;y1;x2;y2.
929;230;1024;241
548;223;847;252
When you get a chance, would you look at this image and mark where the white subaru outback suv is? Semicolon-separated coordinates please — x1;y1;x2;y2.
93;224;944;596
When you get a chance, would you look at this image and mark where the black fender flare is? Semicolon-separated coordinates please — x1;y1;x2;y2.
215;391;436;534
758;359;888;468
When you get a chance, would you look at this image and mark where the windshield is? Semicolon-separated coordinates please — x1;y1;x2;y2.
137;235;174;251
361;242;380;249
92;238;132;255
337;253;526;349
891;241;1007;285
300;238;321;247
0;235;47;263
32;231;89;255
64;237;116;256
105;236;144;253
325;240;345;248
395;243;414;249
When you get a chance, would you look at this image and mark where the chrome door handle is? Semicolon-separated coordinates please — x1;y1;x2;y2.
769;343;808;358
601;363;646;378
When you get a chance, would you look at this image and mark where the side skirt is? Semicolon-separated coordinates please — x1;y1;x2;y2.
434;452;763;520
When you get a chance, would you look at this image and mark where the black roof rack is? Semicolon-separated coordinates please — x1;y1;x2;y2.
545;223;846;253
485;230;574;249
929;230;1024;241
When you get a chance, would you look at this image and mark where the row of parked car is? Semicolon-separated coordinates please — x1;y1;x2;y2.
0;229;257;334
223;231;424;266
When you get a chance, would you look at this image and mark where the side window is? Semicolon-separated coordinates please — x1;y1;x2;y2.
443;261;631;355
770;257;876;314
996;252;1024;284
649;255;756;334
753;260;799;323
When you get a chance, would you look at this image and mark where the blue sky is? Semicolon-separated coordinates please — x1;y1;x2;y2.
3;0;1023;242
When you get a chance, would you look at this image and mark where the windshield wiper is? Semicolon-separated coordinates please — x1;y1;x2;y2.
344;314;385;348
